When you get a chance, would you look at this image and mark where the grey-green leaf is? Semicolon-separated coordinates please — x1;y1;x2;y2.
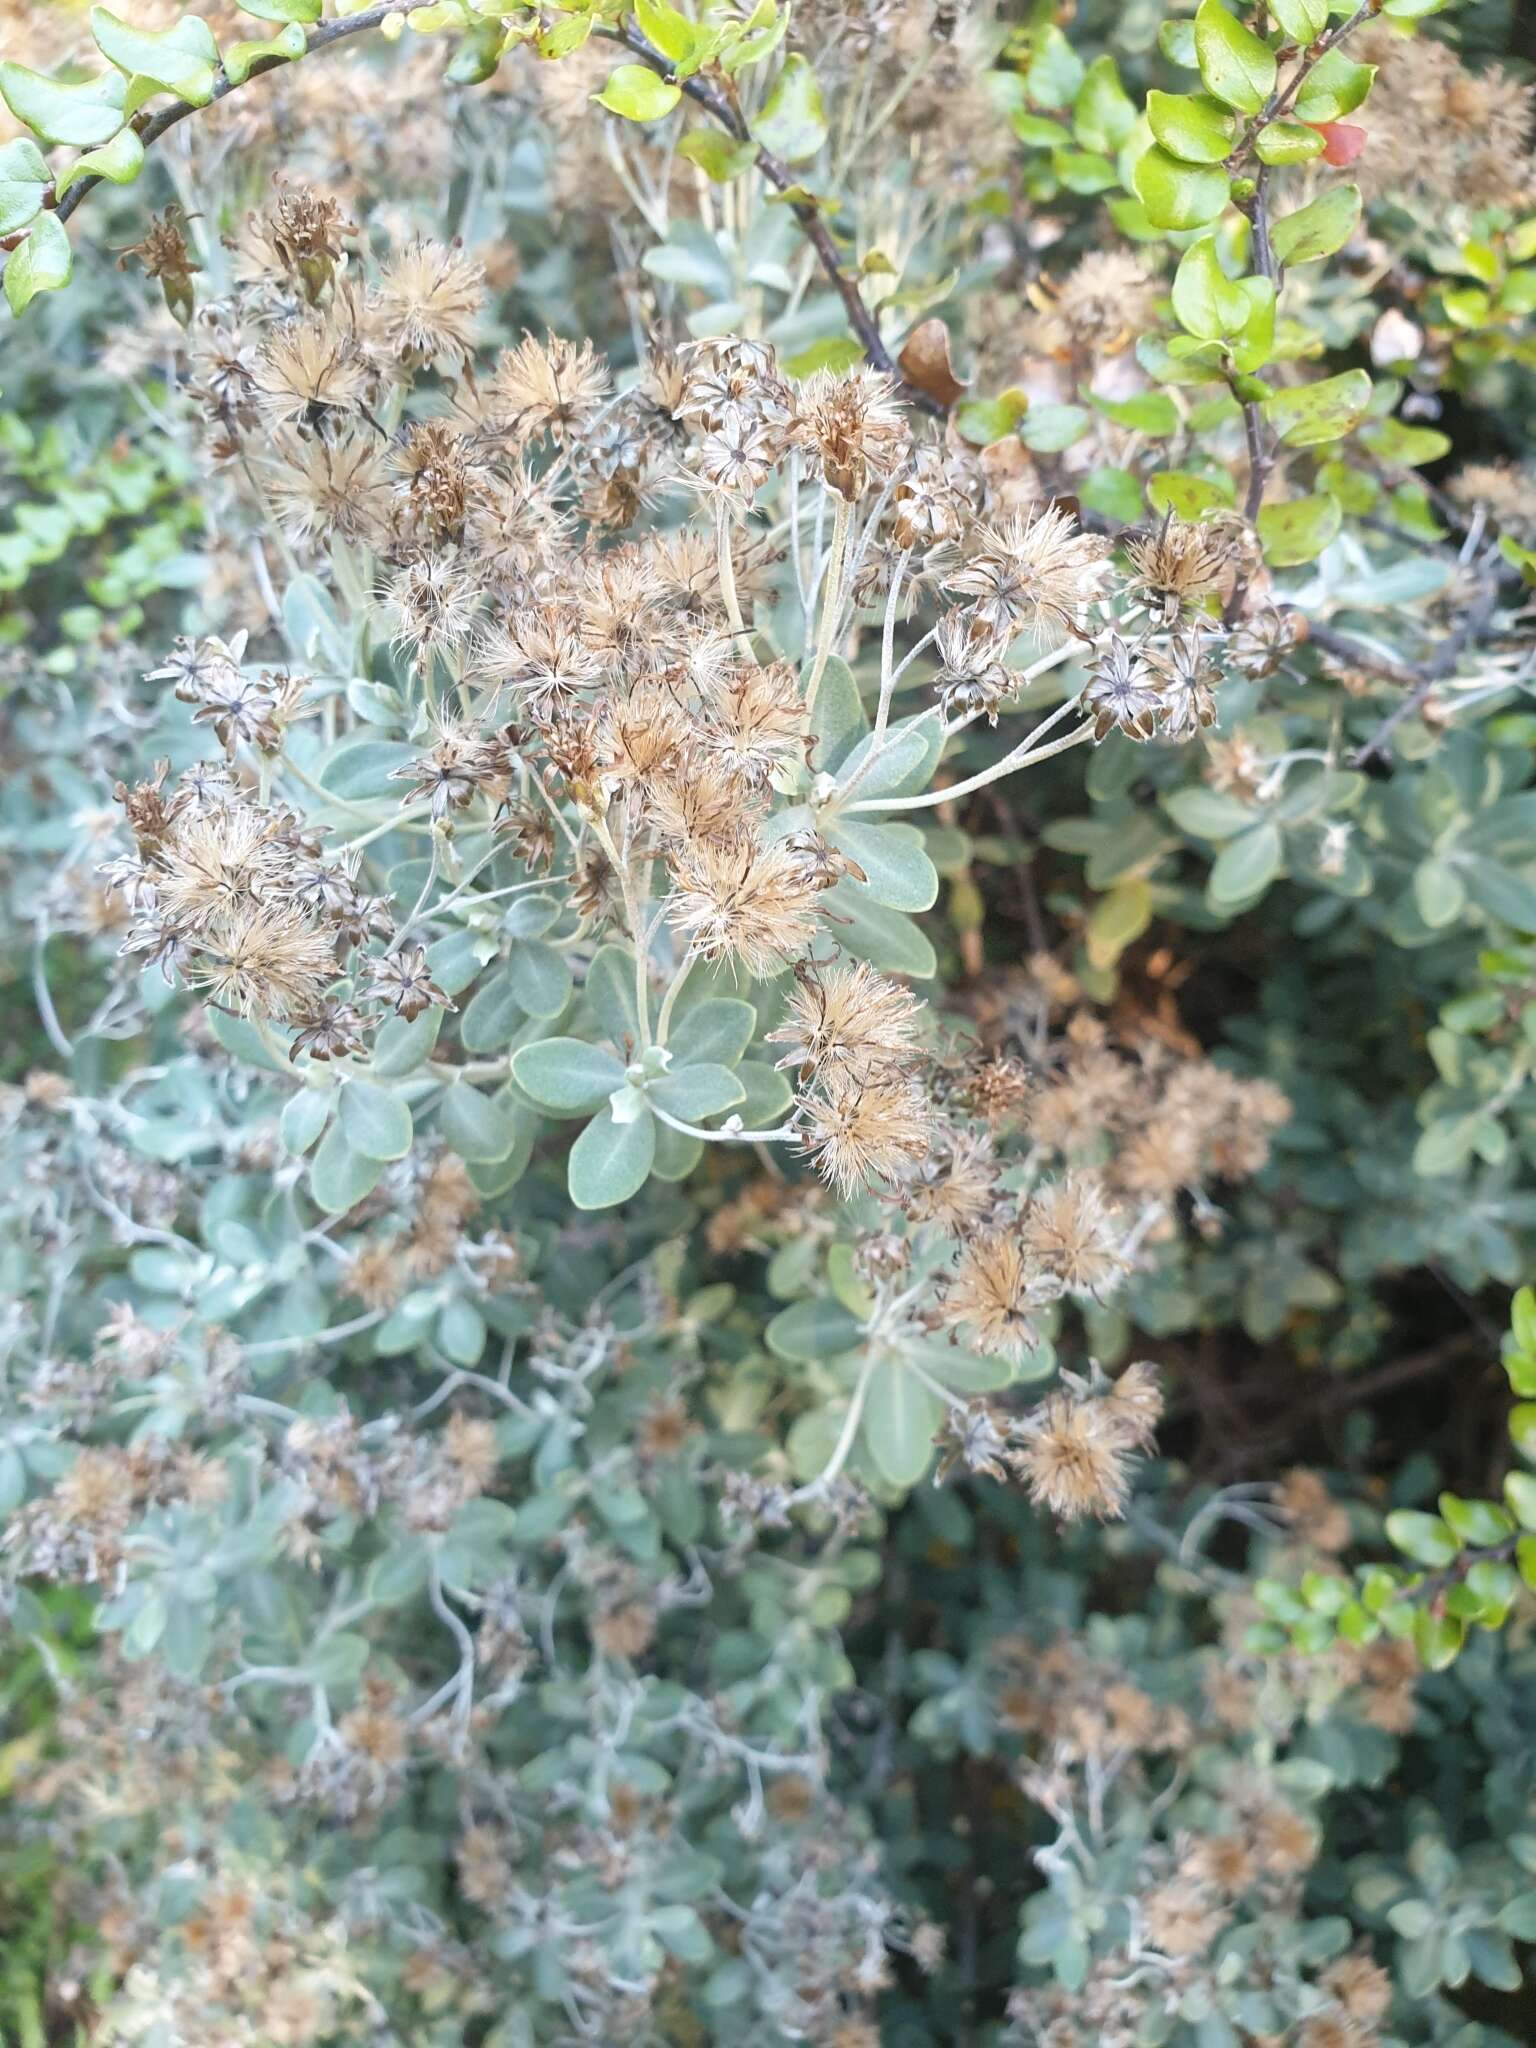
567;1104;656;1210
338;1078;413;1162
511;1037;626;1115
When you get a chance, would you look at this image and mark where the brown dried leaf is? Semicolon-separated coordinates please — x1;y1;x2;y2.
898;318;967;410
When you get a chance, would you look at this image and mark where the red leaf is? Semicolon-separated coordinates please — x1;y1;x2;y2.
1310;122;1367;168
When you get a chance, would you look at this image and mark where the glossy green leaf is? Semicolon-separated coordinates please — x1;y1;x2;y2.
4;214;71;317
1171;236;1251;338
1262;369;1371;447
1257;491;1341;565
1132;145;1230;232
236;0;320;19
1385;1509;1459;1568
0;62;126;147
594;64;681;122
52;122;144;198
1148;470;1234;520
0;137;51;236
752;54;827;162
1271;183;1361;266
1294;50;1375;123
1270;0;1327;37
1254;117;1325;165
1194;0;1277;114
1145;89;1236;166
223;23;308;87
1071;55;1136;154
635;0;702;64
90;9;219;106
677;131;757;182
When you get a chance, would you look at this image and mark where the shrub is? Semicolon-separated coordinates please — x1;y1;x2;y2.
0;0;1534;2040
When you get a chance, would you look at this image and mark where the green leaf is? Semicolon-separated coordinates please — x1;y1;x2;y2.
1071;54;1136;154
1171;236;1251;338
1132;145;1230;232
1089;389;1179;436
337;1078;413;1162
1145;89;1237;166
1194;0;1277;114
0;137;51;236
1270;183;1361;266
677;131;756;181
90;9;219;106
52;122;144;198
1081;466;1145;523
649;1062;747;1120
506;938;572;1021
821;883;936;978
459;966;523;1055
1148;470;1234;519
511;1037;626;1115
1294;50;1375;123
1164;786;1259;839
1385;1509;1459;1568
1208;822;1283;905
1254;117;1325;165
1018;402;1090;451
1229;274;1276;373
862;1357;943;1488
1414;1609;1465;1670
1024;23;1084;108
222;23;307;87
767;1295;865;1362
1439;1492;1513;1547
1413;858;1466;929
1270;0;1327;37
824;820;939;912
0;62;126;147
1257;492;1342;565
666;997;756;1067
953;389;1028;447
4;214;71;316
1462;858;1536;932
1159;19;1198;66
635;0;701;64
279;1088;332;1157
734;1059;793;1127
236;0;320;19
568;1104;656;1209
438;1083;520;1161
752;54;827;162
594;63;681;122
807;653;868;769
309;1124;385;1214
1262;369;1371;447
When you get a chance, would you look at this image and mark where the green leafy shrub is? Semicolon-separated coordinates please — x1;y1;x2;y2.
0;0;1534;2040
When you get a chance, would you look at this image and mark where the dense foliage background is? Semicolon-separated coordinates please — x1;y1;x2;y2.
0;1;1534;2043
